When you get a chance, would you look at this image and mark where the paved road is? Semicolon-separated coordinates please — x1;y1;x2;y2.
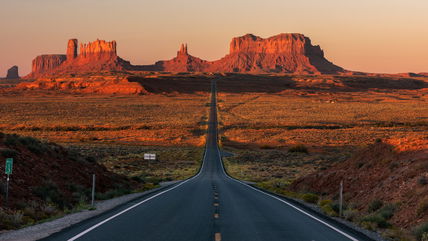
42;80;371;241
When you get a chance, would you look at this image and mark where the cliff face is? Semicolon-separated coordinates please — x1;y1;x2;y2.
147;34;343;74
26;33;344;78
66;39;78;60
78;39;117;61
28;39;126;78
31;55;66;75
206;33;343;74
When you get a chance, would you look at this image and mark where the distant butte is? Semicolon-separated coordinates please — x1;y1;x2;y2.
26;33;345;78
6;65;20;79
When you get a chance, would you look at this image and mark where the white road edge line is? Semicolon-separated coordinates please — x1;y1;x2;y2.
212;86;359;241
216;143;360;241
66;93;214;241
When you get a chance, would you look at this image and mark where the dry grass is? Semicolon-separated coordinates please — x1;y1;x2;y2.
69;144;204;182
0;94;209;146
218;77;428;240
218;91;428;148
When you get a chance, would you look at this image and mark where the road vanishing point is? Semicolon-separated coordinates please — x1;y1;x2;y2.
41;80;372;241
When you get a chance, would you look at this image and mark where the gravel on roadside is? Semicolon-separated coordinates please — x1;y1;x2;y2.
0;182;179;241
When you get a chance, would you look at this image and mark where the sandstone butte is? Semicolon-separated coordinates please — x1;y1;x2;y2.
6;65;19;79
26;33;345;78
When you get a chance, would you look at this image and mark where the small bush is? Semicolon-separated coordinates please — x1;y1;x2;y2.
418;176;428;186
0;148;18;158
343;209;358;221
4;135;19;146
0;209;24;229
260;144;275;149
321;203;338;217
414;222;428;241
302;193;319;204
288;144;308;153
368;199;383;213
378;204;395;220
418;200;428;217
33;182;66;208
361;214;391;229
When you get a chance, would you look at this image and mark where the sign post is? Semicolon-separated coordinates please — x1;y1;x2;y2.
4;158;13;206
339;180;343;217
144;153;156;167
91;174;96;207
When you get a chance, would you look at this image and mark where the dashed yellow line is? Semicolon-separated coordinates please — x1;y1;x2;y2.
215;232;221;241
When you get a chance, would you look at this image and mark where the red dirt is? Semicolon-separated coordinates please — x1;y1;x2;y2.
0;133;131;209
291;137;428;228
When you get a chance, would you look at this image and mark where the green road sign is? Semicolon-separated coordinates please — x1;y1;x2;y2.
5;158;13;175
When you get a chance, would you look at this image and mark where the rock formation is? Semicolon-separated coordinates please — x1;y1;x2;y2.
26;33;345;78
6;65;19;79
66;39;78;60
31;55;66;75
206;33;343;74
154;43;207;72
78;39;117;61
28;39;128;78
152;34;343;74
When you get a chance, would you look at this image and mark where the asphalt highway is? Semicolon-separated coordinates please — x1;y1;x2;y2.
41;80;372;241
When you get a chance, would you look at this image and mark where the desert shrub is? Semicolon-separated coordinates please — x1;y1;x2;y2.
0;209;24;229
85;156;96;163
414;222;428;241
260;144;275;149
368;199;383;212
361;214;391;229
0;148;18;158
18;136;39;146
302;193;319;204
418;176;428;186
33;182;66;208
17;136;48;155
319;199;333;206
96;186;132;200
417;200;428;217
378;204;396;220
343;209;358;221
288;144;308;153
321;203;338;217
67;150;85;162
4;134;19;146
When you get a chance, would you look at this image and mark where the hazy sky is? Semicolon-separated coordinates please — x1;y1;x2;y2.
1;0;428;76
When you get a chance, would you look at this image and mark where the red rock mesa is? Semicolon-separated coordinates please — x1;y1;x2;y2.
27;33;344;77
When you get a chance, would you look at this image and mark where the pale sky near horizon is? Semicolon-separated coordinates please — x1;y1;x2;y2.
1;0;427;76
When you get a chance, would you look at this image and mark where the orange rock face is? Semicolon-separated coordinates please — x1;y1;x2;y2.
154;43;207;72
154;34;343;74
79;39;117;60
206;33;343;74
31;55;66;75
26;33;344;78
28;39;128;78
66;39;78;60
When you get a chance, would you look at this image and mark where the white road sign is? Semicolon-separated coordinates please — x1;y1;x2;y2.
144;153;156;161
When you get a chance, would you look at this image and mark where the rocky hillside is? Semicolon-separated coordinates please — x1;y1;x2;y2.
291;138;428;231
0;133;133;229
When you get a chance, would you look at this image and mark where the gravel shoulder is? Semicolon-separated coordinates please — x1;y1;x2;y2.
0;182;179;241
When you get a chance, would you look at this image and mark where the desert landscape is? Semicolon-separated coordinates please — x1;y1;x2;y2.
0;28;427;241
216;74;428;240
